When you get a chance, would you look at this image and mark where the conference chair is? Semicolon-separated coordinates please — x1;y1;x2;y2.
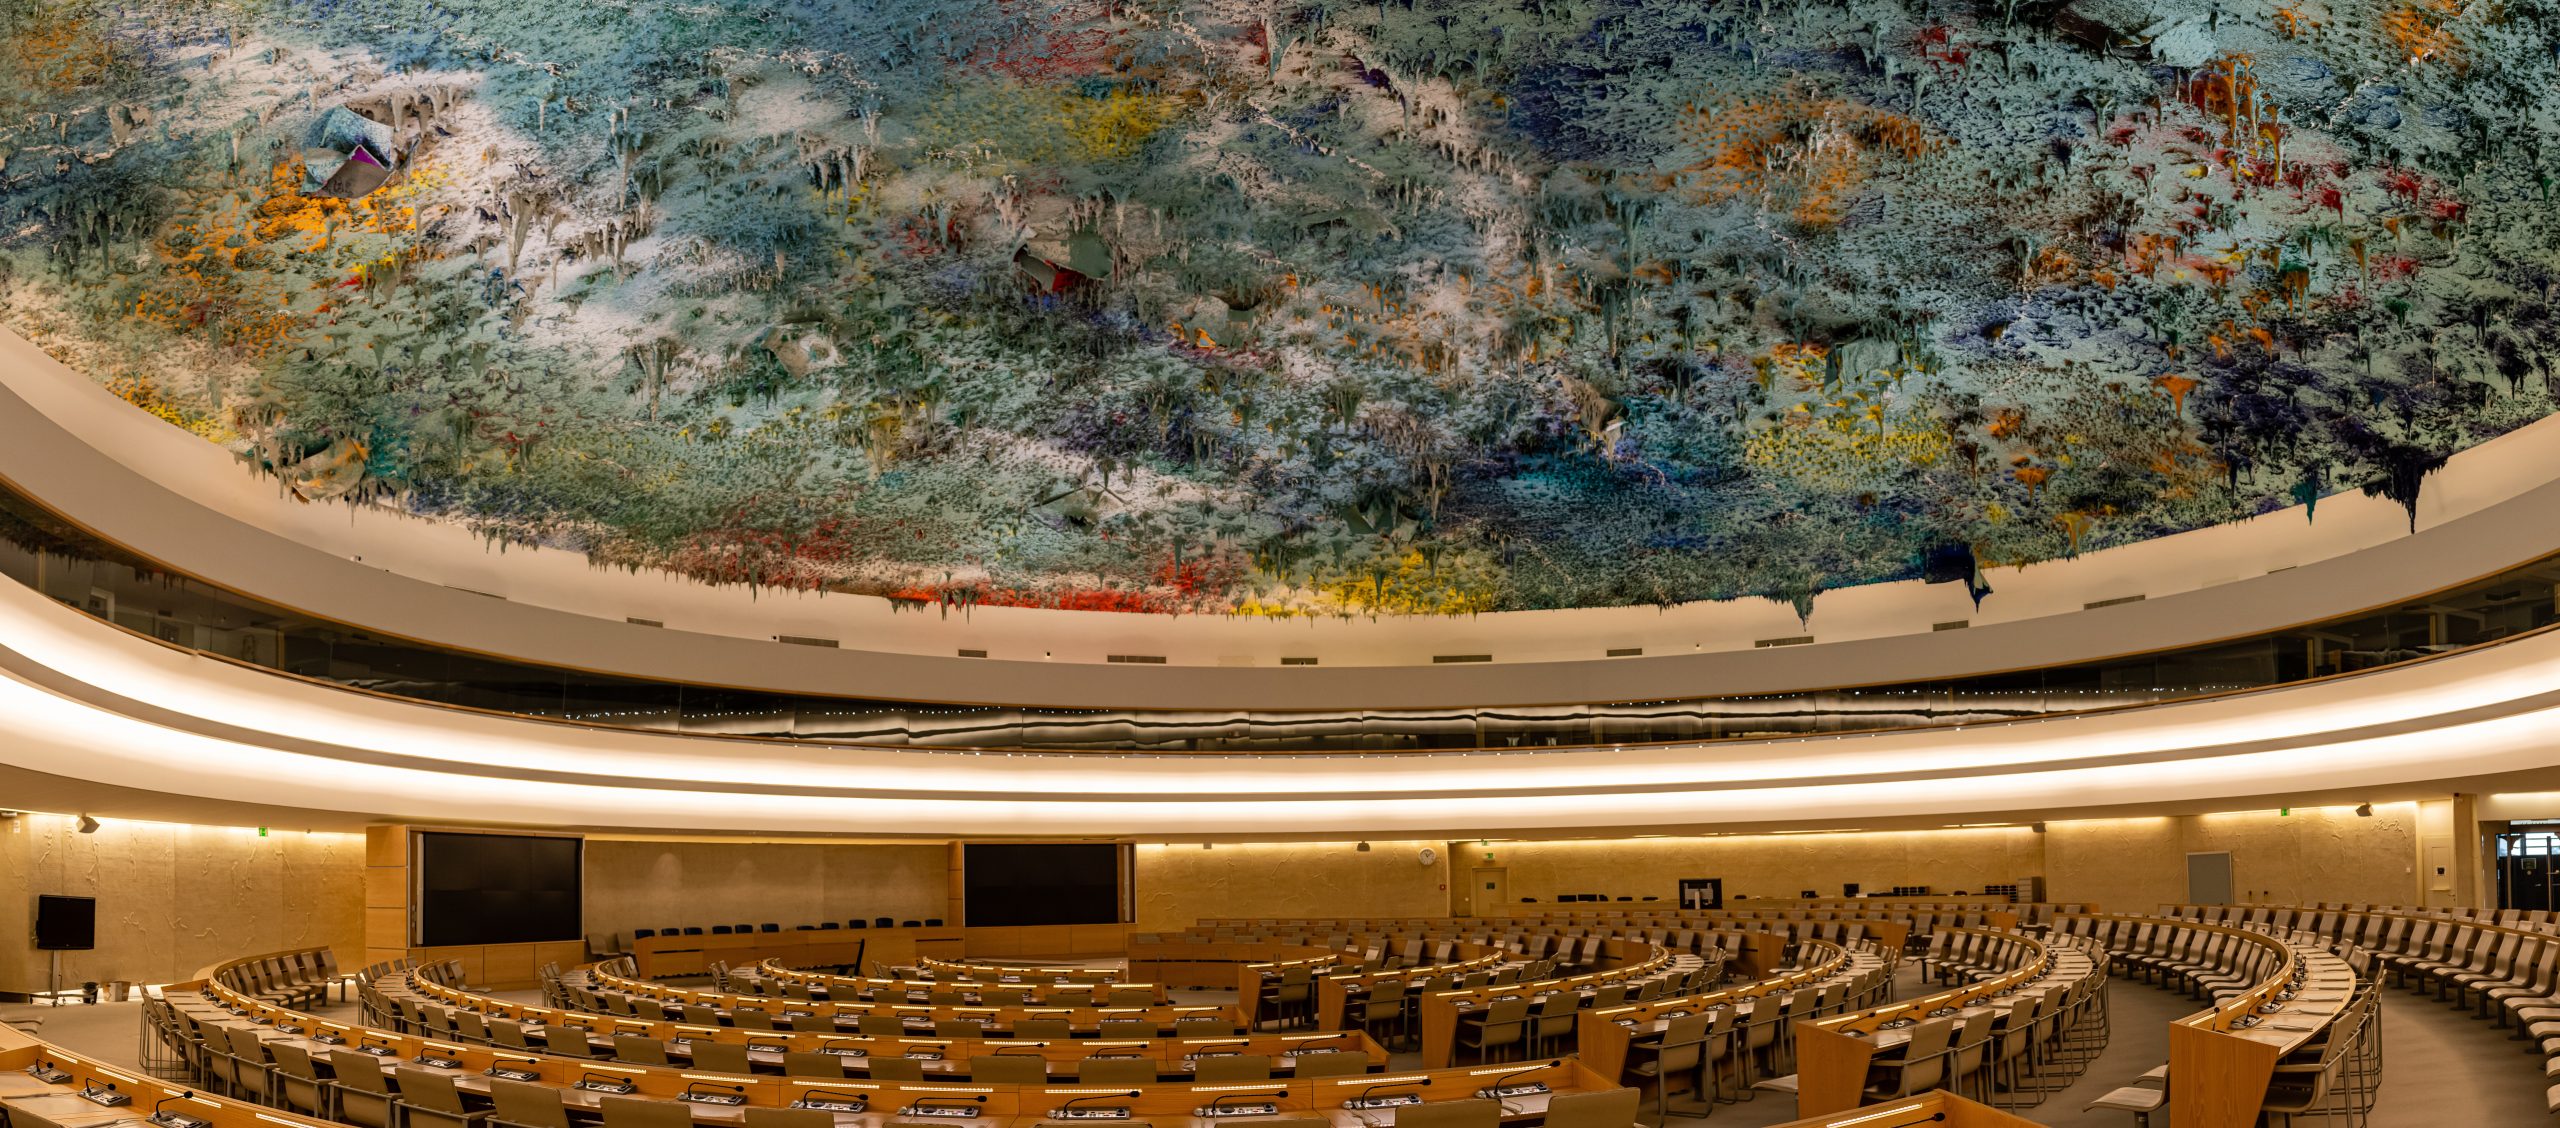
1079;1057;1157;1084
1290;1051;1369;1079
935;1019;989;1039
867;1057;927;1081
971;1055;1048;1084
326;1051;397;1128
488;1079;572;1128
221;1027;274;1104
784;1051;846;1079
858;1015;907;1037
268;1043;331;1119
392;1069;490;1128
1393;1098;1498;1128
1098;1019;1155;1039
543;1025;598;1059
1014;1018;1072;1040
1456;997;1531;1063
744;1109;834;1128
1194;1055;1272;1082
690;1041;753;1075
600;1097;693;1128
1542;1088;1641;1128
612;1036;669;1065
1625;1013;1709;1126
732;1009;777;1031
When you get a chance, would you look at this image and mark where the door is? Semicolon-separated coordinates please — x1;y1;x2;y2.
2186;851;2235;904
1471;867;1509;917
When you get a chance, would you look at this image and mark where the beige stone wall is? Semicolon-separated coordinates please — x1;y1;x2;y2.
581;839;951;942
1476;829;2050;910
2044;806;2421;911
1131;841;1452;931
0;813;362;993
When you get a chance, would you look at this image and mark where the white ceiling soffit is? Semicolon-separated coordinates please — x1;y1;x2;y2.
3;568;2558;836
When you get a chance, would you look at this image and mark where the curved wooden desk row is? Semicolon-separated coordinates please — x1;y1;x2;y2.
1;1016;334;1128
719;964;1173;1008
1124;940;1355;999
383;969;1382;1081
181;952;1630;1128
567;965;1247;1035
632;928;959;981
1409;950;1708;1071
910;960;1123;985
2153;904;2560;1049
1764;1090;2040;1128
2060;915;2358;1128
1574;940;1888;1085
1793;928;2105;1118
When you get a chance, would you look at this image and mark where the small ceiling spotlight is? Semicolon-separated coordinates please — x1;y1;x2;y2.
2030;822;2047;834
76;815;100;834
2355;803;2374;817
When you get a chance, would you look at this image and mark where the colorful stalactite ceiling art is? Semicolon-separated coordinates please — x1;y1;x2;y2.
3;0;2555;617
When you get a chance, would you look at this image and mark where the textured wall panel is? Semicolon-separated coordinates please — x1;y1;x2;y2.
1481;829;2048;908
0;815;362;992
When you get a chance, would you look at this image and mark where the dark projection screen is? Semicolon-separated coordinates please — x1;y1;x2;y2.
963;844;1123;926
415;832;582;946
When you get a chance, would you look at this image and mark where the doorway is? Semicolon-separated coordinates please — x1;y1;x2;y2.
2186;851;2235;904
1470;867;1509;917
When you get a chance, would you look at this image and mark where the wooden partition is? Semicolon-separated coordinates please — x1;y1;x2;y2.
1767;1089;2042;1127
1792;928;2082;1118
1311;952;1506;1031
1413;939;1681;1068
746;962;1173;1005
1125;937;1348;995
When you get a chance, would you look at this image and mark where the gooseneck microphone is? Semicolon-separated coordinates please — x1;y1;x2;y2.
1473;1060;1561;1099
1051;1090;1141;1117
1347;1077;1432;1108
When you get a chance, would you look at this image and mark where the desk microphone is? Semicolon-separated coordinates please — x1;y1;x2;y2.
151;1091;211;1128
791;1089;871;1113
357;1035;398;1057
576;1072;636;1095
903;1094;989;1118
1345;1077;1431;1109
1194;1090;1288;1118
1472;1061;1560;1101
682;1081;748;1105
1049;1089;1141;1118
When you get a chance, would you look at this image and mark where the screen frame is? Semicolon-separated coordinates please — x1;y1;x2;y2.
409;830;585;947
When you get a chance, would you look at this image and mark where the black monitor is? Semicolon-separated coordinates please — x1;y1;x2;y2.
413;832;582;946
35;895;96;951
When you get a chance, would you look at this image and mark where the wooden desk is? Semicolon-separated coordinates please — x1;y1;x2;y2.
1765;1089;2038;1127
635;929;963;979
1791;929;2096;1119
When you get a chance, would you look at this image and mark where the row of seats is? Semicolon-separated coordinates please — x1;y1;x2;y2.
619;917;944;942
2066;914;2378;1126
1792;926;2108;1115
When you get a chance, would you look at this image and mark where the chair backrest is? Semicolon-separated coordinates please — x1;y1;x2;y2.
1079;1057;1157;1084
743;1109;835;1128
333;1051;395;1094
613;1036;669;1066
1393;1099;1500;1128
489;1080;570;1128
1015;1018;1073;1040
867;1055;928;1081
600;1098;694;1128
545;1025;596;1058
1194;1055;1272;1082
1540;1088;1640;1128
858;1015;907;1037
1099;1019;1155;1039
689;1040;753;1075
1291;1050;1369;1079
783;1051;846;1078
972;1055;1049;1084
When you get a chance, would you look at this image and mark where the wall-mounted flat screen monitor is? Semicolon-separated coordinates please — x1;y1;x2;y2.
35;895;95;950
963;843;1125;926
414;832;582;946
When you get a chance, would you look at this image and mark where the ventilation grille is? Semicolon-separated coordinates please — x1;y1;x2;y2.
1932;620;1969;632
625;617;664;628
776;635;839;648
1606;647;1643;657
1280;657;1319;666
1754;636;1814;649
956;649;987;658
1107;654;1167;664
2083;594;2147;609
1432;654;1492;664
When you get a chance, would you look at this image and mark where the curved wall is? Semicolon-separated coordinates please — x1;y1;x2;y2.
8;325;2560;709
4;549;2560;837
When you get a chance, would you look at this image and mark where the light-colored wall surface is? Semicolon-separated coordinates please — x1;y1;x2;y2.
1131;841;1452;931
2041;807;2422;910
0;813;362;992
1480;829;2050;908
581;839;951;943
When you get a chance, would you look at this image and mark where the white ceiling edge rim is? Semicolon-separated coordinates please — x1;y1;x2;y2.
4;572;2560;835
7;326;2560;708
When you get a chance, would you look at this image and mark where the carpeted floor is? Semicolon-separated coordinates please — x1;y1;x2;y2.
7;963;2544;1126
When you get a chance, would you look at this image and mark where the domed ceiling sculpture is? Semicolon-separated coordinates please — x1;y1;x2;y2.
2;0;2551;616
